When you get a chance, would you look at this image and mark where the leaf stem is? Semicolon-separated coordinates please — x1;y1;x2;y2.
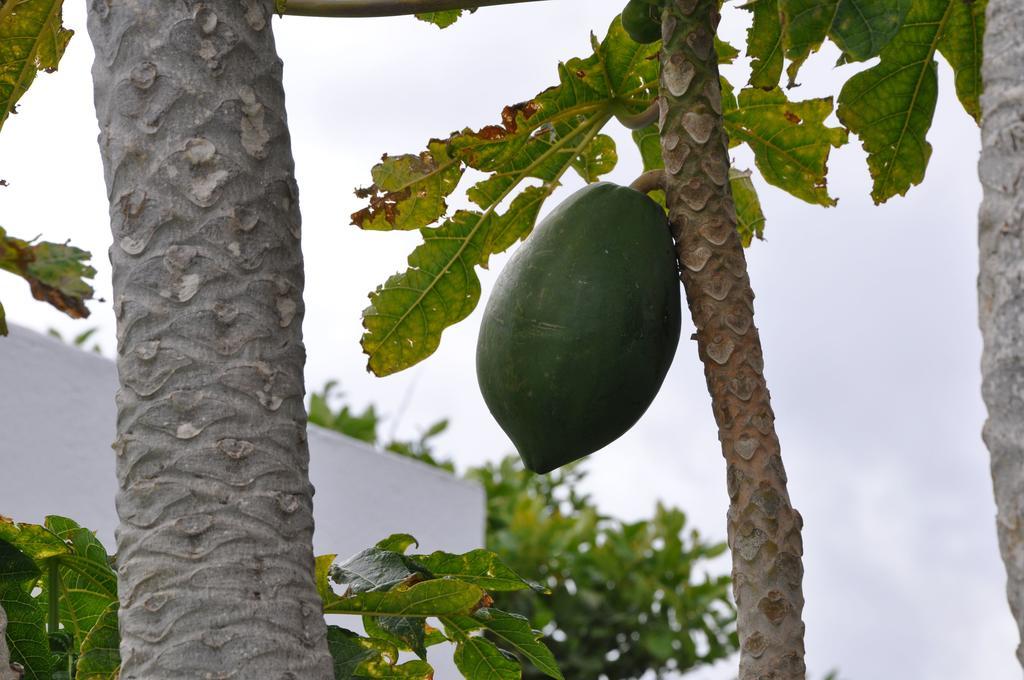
630;170;665;194
47;558;59;634
279;0;548;18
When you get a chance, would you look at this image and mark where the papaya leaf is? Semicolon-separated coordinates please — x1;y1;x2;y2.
632;123;769;244
724;87;847;206
357;17;662;376
362;614;429;660
0;301;6;335
416;9;477;28
322;578;485;617
470;608;562;680
442;616;520;680
729;169;766;246
744;0;783;89
0;227;95;321
74;602;119;680
0;538;40;587
358;656;434;679
411;549;545;593
0;517;69;563
352;141;464;232
836;0;983;203
779;0;911;84
0;0;72;135
38;517;117;647
0;583;51;680
315;553;338;602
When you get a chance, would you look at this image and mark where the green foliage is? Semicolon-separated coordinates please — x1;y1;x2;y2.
0;227;95;336
1;514;559;680
309;384;736;679
0;0;72;135
354;15;851;375
837;0;986;203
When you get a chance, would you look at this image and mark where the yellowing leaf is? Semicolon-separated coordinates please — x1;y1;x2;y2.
0;0;72;134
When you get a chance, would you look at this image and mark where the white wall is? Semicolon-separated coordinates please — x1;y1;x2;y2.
0;324;485;674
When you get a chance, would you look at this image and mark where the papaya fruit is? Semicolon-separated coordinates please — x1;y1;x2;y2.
621;0;662;45
476;182;681;474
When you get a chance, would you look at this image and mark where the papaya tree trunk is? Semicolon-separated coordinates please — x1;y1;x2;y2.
658;1;806;677
87;1;333;676
978;0;1024;667
0;604;21;680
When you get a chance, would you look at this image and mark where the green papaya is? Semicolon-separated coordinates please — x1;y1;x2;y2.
621;0;662;44
476;182;681;474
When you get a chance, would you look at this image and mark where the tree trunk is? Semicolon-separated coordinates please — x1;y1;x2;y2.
0;604;22;680
658;1;806;677
87;1;333;677
978;0;1024;668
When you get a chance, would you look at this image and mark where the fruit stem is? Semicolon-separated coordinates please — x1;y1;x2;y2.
629;170;666;194
614;101;660;130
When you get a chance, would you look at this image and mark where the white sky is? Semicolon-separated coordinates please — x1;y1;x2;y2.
0;1;1016;678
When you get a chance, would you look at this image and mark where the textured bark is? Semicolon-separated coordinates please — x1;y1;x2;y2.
87;1;333;677
0;604;22;680
978;0;1024;668
658;1;806;677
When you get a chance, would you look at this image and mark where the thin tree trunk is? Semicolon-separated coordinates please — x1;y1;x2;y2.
978;0;1024;668
0;604;22;680
658;1;806;677
87;1;332;677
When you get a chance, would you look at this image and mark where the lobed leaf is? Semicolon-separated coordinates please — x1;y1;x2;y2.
416;9;474;28
0;227;95;333
0;584;51;680
74;602;119;680
0;0;72;135
779;0;911;84
724;87;847;206
744;0;783;89
836;0;983;203
0;538;41;587
352;141;464;232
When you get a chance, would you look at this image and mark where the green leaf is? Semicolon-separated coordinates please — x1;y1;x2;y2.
39;517;117;646
724;87;847;206
331;548;427;594
322;578;485;617
0;227;95;321
352;140;465;231
411;550;544;593
730;169;766;246
471;609;562;680
375;535;419;555
328;626;394;679
0;583;51;680
744;0;783;89
327;626;431;680
0;538;41;587
416;9;474;28
74;602;120;680
358;17;660;376
836;0;980;203
443;616;521;680
0;517;69;563
0;301;6;335
0;0;72;135
779;0;911;84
